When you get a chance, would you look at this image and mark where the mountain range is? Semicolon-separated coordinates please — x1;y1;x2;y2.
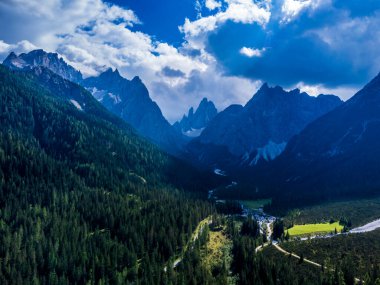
5;48;380;209
185;83;342;170
255;72;380;209
3;50;184;154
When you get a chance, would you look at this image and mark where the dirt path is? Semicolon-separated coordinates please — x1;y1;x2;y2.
272;243;362;283
273;244;322;268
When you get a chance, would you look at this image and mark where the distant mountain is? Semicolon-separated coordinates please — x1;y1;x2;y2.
186;84;342;169
3;49;82;83
3;50;185;154
257;72;380;209
83;68;185;154
174;98;217;137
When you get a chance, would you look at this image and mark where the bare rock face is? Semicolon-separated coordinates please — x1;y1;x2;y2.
3;49;83;84
83;69;185;154
174;98;217;137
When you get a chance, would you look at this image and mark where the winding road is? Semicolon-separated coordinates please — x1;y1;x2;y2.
272;243;362;283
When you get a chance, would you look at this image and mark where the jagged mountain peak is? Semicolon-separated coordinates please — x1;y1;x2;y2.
4;51;17;60
197;97;215;109
83;69;185;153
190;84;343;169
174;97;218;136
199;97;209;104
3;49;83;83
99;67;121;79
132;75;142;82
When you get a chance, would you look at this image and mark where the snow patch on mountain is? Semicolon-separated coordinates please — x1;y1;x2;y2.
70;99;83;111
250;141;287;165
214;169;227;176
184;128;205;138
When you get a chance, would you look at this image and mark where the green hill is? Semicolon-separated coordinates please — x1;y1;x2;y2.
0;65;215;284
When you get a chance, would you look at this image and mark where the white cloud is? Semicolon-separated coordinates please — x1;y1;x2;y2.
280;0;329;23
294;82;358;101
205;0;222;10
0;40;37;58
180;0;271;49
0;40;11;54
240;47;266;57
149;68;261;122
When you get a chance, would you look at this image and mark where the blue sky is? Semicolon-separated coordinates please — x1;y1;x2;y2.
1;0;380;121
108;0;197;45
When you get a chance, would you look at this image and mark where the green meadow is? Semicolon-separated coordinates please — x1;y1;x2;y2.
287;222;343;236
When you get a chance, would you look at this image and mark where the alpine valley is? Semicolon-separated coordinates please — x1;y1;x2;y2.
1;40;380;284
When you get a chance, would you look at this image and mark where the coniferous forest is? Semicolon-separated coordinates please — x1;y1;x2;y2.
0;65;217;284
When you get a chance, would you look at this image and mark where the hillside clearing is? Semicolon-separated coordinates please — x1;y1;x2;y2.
287;222;343;236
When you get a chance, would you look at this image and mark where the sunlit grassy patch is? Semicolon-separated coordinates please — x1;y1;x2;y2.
287;222;343;236
203;230;229;269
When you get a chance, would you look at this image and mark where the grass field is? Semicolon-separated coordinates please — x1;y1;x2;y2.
240;199;272;210
287;222;343;236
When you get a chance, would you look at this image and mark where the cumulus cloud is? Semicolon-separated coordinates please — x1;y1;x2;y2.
240;47;266;58
180;0;271;49
0;40;11;53
281;0;314;23
294;82;358;101
205;0;222;11
195;0;380;97
150;68;260;122
0;40;37;57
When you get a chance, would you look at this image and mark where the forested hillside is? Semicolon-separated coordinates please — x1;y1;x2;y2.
0;65;215;284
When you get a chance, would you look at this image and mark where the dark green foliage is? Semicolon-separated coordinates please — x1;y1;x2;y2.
0;65;214;284
282;229;380;280
240;215;260;238
216;200;242;215
282;197;380;228
272;219;285;240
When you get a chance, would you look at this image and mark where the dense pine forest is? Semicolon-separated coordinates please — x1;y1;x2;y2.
0;65;216;284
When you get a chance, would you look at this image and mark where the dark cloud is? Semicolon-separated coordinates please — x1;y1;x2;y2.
161;66;186;78
205;1;380;89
